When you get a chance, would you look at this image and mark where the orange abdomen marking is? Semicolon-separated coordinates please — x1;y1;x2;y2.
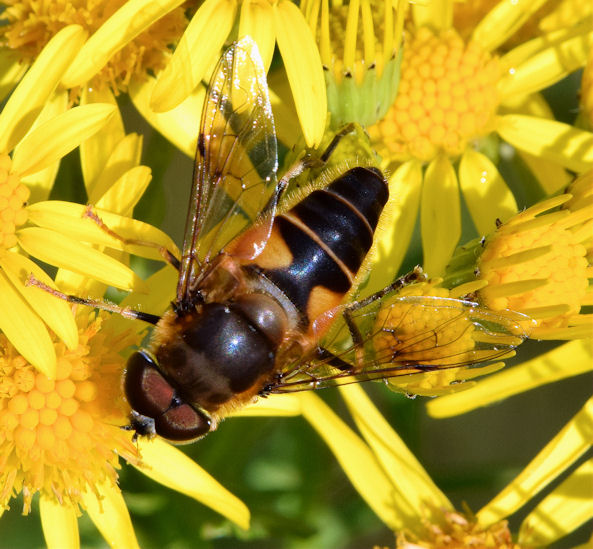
250;167;388;325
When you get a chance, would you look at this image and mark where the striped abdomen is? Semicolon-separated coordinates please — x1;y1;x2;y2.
247;166;388;328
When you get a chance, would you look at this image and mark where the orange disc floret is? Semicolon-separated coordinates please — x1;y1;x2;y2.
0;312;139;514
369;28;499;162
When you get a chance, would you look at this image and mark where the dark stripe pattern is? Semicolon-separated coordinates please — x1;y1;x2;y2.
261;167;388;318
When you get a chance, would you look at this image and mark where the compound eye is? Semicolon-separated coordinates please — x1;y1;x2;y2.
154;403;212;442
125;351;174;418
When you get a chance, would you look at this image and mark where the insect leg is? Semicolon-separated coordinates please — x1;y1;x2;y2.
84;206;180;270
342;267;427;366
315;347;353;371
26;275;161;325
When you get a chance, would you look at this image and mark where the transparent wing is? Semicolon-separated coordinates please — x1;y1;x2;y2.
177;37;278;303
266;293;534;394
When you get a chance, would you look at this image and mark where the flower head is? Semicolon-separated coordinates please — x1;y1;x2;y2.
0;310;139;514
302;0;405;129
363;1;592;282
144;0;326;149
304;383;593;548
441;182;593;340
1;0;188;95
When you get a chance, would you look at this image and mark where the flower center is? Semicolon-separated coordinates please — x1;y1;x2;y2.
369;28;500;162
0;313;139;513
0;0;188;93
478;206;589;330
0;155;29;251
397;510;519;548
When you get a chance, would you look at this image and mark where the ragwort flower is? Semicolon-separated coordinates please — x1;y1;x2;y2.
0;300;250;547
0;27;131;376
428;175;592;418
304;383;593;548
139;0;327;150
300;0;406;129
366;0;592;285
0;0;188;97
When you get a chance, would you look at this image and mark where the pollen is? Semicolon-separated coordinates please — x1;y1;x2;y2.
0;155;29;250
369;28;499;162
478;193;591;336
0;311;139;514
396;510;519;549
0;0;188;94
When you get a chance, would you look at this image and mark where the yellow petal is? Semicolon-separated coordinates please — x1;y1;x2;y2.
234;394;302;416
427;340;593;418
11;104;116;177
472;0;549;52
18;89;68;203
80;86;126;193
0;269;56;377
82;480;140;549
361;159;422;297
478;397;593;525
130;76;205;157
95;165;152;216
0;50;28;104
239;1;276;71
40;496;79;549
274;0;327;147
0;251;78;350
88;133;143;204
499;27;593;99
459;149;517;235
518;459;593;547
26;201;178;261
0;25;86;154
17;227;147;292
497;115;593;173
61;0;186;88
499;94;571;193
339;385;452;532
421;155;460;277
150;0;236;112
135;437;250;530
299;391;402;530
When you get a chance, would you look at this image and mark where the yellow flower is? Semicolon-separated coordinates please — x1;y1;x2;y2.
425;173;592;418
442;178;592;340
0;0;187;97
0;303;250;547
368;278;528;397
365;0;592;286
0;27;135;376
304;383;592;548
134;0;327;150
453;0;591;49
300;0;406;129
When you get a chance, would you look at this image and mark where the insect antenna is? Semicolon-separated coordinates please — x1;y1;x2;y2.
26;274;161;325
83;206;180;270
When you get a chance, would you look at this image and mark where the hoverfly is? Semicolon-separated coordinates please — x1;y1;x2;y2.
38;37;531;442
